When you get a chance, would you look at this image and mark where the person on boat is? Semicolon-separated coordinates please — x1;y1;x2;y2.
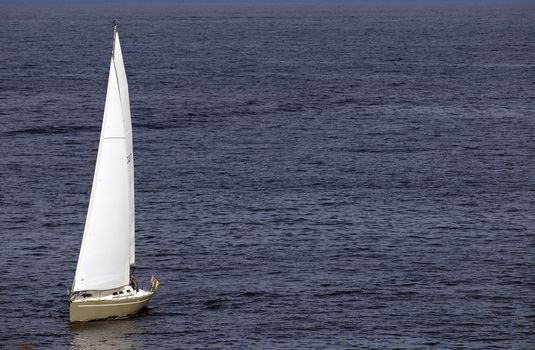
129;273;138;290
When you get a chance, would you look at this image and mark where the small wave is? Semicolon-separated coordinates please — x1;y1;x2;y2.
204;298;227;309
135;123;172;130
316;289;363;298
3;125;97;136
331;97;357;105
240;291;264;298
238;290;283;300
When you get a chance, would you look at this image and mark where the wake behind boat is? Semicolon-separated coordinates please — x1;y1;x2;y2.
69;22;158;322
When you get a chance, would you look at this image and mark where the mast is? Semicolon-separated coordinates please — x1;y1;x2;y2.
111;21;136;268
112;20;118;57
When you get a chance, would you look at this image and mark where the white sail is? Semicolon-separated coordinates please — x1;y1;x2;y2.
72;33;132;292
113;32;136;267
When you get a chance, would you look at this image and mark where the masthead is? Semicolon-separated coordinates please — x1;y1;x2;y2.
112;20;118;56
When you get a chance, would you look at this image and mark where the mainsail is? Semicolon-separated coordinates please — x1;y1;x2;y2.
72;29;134;292
113;32;136;268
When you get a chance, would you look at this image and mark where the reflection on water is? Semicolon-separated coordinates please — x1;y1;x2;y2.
70;318;143;350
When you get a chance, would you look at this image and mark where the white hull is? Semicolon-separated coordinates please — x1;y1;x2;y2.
70;286;153;322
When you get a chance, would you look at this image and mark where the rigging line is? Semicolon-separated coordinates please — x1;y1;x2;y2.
110;22;124;115
110;20;129;127
112;59;125;120
111;27;126;122
112;20;118;57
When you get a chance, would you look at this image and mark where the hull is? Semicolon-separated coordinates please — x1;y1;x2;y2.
70;289;153;322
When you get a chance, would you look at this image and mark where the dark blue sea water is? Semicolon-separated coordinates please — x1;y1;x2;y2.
1;3;534;349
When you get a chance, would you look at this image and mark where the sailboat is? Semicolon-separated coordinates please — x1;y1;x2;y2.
70;22;157;322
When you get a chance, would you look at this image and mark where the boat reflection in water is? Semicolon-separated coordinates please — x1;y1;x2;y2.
70;317;144;349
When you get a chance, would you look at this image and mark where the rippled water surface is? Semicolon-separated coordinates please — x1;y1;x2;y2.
1;4;534;349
